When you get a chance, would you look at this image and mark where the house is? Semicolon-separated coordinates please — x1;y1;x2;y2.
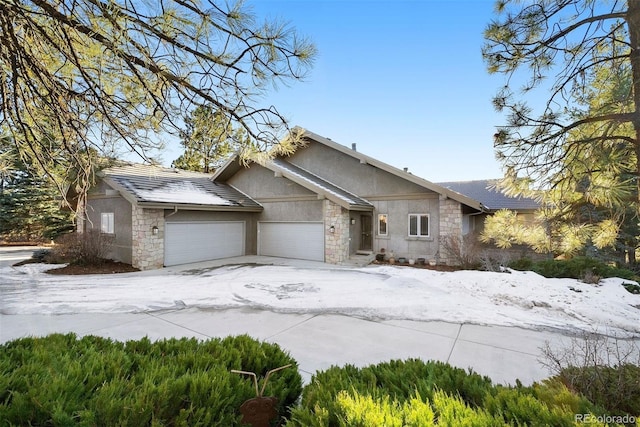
438;180;540;235
83;129;492;270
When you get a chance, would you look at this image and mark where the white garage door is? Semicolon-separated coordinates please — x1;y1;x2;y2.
258;222;324;262
164;221;244;266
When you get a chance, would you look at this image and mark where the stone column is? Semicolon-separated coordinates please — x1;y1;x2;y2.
324;199;350;264
438;196;463;265
131;206;164;270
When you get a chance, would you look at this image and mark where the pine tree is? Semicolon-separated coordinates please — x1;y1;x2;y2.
483;1;640;263
0;140;73;241
172;106;247;173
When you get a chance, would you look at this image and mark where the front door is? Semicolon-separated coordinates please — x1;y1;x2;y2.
360;215;372;251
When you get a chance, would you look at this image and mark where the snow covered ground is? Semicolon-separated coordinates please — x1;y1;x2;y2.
1;260;639;337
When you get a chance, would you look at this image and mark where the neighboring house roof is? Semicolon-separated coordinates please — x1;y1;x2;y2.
214;128;485;212
98;163;262;211
268;158;374;211
438;179;540;211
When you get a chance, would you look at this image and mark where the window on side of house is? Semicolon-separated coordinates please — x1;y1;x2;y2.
101;212;114;234
408;214;429;237
378;214;388;236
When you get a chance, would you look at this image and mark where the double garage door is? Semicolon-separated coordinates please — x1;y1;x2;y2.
258;222;324;262
164;221;244;266
163;220;325;266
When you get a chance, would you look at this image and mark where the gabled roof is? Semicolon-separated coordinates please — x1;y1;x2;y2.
269;159;374;211
98;163;262;211
438;179;540;211
214;128;485;211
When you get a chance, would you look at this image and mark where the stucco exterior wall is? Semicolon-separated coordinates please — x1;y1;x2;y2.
228;164;315;198
85;183;133;264
289;142;429;196
371;196;440;262
228;164;324;223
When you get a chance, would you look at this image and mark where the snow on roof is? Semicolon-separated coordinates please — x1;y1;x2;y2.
101;164;261;209
129;181;234;206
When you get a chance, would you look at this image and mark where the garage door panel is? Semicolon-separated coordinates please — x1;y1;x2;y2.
165;221;244;266
258;222;324;261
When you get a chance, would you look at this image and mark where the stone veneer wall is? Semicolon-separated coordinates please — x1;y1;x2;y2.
131;206;164;270
324;199;350;264
438;196;463;265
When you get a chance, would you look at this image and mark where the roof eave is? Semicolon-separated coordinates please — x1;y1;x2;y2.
484;207;538;214
137;202;263;212
348;204;375;212
212;155;243;182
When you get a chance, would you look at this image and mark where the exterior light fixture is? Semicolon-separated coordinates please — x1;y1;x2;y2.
152;226;159;235
329;225;335;233
350;218;355;225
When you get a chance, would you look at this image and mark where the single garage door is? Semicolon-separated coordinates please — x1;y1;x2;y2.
258;222;324;262
164;221;244;266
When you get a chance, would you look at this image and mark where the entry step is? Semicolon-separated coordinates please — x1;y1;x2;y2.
355;250;373;255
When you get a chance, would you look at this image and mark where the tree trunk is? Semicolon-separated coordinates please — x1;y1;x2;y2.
628;247;637;267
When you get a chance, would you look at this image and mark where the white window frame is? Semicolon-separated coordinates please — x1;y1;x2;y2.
378;214;388;236
101;212;115;234
408;213;430;237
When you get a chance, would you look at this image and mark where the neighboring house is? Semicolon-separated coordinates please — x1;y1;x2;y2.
84;129;492;270
438;179;540;235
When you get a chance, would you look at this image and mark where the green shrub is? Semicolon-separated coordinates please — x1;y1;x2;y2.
508;257;534;271
622;282;640;294
331;389;504;426
285;360;609;427
511;256;637;281
288;359;494;426
0;333;301;426
483;384;595;427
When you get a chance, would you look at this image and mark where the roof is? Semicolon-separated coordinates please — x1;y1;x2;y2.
214;128;485;212
437;180;540;211
269;159;374;211
98;164;262;211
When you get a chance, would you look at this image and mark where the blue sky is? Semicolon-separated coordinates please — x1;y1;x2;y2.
165;0;505;182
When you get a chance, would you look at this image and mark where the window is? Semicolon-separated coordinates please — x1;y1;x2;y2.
101;212;114;234
408;214;429;237
378;214;388;236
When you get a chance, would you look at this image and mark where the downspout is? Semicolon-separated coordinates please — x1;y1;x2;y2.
165;206;179;218
465;203;489;234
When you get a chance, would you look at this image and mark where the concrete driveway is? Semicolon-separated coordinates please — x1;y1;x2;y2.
0;246;43;268
0;247;578;386
1;307;570;386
